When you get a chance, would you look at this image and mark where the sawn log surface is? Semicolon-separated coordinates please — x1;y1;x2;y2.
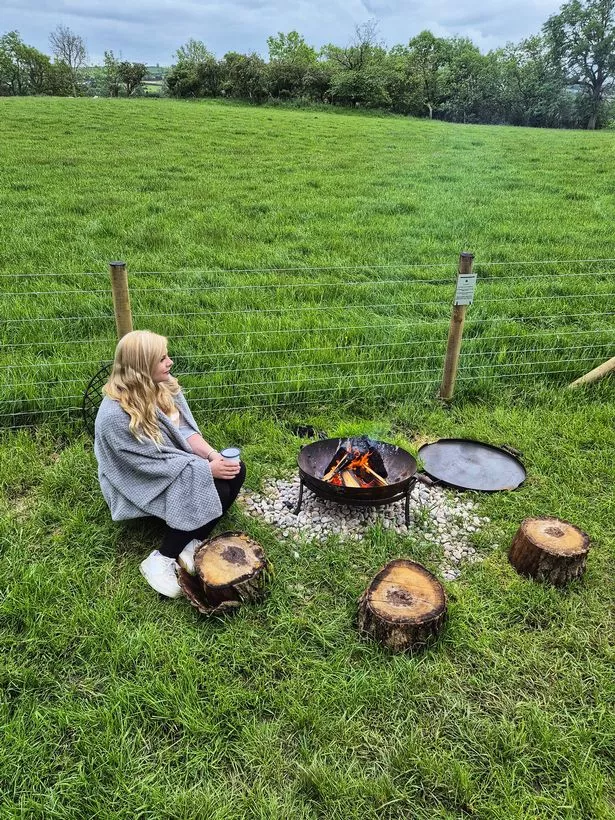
357;558;447;652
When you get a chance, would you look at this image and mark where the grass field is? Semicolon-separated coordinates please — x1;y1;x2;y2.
0;98;614;818
142;81;163;96
1;97;614;421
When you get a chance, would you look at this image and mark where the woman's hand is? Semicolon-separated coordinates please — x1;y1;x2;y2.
209;455;241;480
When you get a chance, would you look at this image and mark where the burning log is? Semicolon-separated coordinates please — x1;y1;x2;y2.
357;462;388;486
357;559;447;652
350;436;388;479
508;518;590;586
178;532;270;615
322;449;353;482
340;470;361;488
321;437;389;486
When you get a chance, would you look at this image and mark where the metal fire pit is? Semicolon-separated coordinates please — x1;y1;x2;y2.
296;438;418;526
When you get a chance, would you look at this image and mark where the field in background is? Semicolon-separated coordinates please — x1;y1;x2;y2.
1;97;614;427
142;81;163;95
0;98;614;818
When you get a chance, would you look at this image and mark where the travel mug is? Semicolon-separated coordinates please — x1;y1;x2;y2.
220;447;241;464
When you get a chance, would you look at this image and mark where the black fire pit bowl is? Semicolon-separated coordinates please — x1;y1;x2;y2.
296;437;418;525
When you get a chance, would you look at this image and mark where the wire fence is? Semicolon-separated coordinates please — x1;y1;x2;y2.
0;256;613;431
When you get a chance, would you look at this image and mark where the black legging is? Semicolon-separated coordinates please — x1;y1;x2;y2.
159;462;246;559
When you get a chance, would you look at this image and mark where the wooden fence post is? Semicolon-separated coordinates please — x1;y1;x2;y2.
109;261;133;339
440;252;475;401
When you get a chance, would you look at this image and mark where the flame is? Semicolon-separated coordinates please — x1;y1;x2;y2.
324;445;385;488
349;449;371;471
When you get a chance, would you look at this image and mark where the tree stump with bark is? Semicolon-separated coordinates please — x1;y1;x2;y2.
177;532;270;616
357;559;447;652
508;517;590;586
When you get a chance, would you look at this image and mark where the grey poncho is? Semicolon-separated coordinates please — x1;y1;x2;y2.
94;392;222;530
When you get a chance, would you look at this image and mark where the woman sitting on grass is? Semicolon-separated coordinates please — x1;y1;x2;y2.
94;330;246;599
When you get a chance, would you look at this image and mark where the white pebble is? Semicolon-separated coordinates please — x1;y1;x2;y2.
244;474;493;574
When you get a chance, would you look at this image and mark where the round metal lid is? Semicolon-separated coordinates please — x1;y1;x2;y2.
418;438;526;492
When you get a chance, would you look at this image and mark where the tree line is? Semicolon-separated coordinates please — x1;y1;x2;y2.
0;27;148;100
1;0;614;129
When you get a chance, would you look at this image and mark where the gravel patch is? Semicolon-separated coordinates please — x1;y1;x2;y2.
239;475;491;581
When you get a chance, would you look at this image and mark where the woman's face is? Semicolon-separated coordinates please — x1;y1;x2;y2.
152;350;174;383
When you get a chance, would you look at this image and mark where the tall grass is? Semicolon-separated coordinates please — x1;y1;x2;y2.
0;98;614;818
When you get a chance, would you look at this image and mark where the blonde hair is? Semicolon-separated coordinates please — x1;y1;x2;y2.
104;330;180;443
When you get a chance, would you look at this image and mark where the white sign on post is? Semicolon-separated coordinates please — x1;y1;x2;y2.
454;273;477;306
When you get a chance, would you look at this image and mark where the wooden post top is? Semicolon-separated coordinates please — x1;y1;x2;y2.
459;252;475;274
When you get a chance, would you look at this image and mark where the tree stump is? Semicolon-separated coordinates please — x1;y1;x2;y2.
508;517;590;586
177;568;243;616
357;559;447;652
178;532;270;616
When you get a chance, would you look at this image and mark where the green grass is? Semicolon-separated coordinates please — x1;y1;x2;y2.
0;97;614;818
1;97;614;423
142;82;163;96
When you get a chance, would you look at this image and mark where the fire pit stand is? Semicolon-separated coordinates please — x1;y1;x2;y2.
295;438;419;528
294;475;416;526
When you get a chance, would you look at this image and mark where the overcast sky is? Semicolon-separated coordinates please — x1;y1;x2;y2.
1;0;565;65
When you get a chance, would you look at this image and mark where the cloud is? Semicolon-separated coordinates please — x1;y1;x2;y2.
1;0;564;64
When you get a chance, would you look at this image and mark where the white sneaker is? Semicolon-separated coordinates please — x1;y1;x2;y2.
139;550;182;598
177;538;200;575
